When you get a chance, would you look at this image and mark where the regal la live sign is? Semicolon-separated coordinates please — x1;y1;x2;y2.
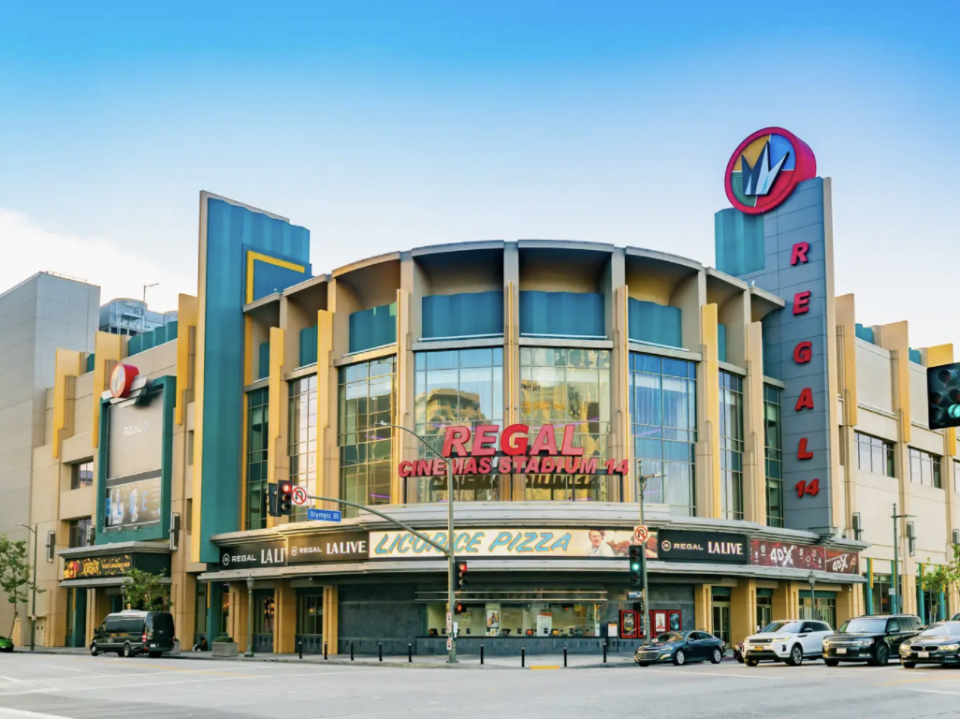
397;424;630;478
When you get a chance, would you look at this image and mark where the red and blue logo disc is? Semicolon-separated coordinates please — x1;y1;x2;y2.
724;127;816;214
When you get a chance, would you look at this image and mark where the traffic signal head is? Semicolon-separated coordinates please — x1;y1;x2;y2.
457;561;468;590
278;482;293;516
267;483;279;517
454;602;466;615
928;362;960;430
628;544;644;589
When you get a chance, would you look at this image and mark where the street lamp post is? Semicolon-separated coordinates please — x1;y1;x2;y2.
379;422;458;663
245;576;255;658
891;503;913;614
807;571;817;622
16;524;38;651
635;462;662;646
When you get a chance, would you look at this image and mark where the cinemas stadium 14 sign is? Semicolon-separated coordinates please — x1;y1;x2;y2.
398;424;631;477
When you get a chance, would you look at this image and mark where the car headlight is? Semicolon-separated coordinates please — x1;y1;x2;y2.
900;644;912;652
942;644;960;652
771;636;790;641
822;640;832;647
854;639;874;646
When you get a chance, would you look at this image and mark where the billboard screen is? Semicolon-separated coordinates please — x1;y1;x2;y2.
927;362;960;430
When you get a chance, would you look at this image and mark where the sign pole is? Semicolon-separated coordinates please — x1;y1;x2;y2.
636;462;650;646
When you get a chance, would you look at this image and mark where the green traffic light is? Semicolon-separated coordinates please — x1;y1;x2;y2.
949;404;960;419
630;562;640;571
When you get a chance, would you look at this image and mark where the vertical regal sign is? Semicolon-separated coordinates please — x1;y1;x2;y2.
717;128;836;532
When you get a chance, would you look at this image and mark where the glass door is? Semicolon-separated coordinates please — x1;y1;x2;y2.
756;597;772;633
712;601;731;646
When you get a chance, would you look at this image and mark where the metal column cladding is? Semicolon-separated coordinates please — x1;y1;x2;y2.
717;177;834;532
193;194;310;563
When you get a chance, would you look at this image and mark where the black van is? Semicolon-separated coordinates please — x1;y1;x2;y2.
90;610;175;658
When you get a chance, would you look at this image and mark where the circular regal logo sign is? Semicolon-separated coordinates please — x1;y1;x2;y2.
661;540;672;552
724;127;817;215
221;552;230;567
109;363;139;399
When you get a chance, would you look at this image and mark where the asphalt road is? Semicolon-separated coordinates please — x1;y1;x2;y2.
2;653;960;719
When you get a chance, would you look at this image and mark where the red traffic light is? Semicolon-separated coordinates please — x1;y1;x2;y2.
280;482;292;493
457;562;468;573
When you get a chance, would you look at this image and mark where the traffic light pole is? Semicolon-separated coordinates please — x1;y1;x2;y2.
635;462;660;646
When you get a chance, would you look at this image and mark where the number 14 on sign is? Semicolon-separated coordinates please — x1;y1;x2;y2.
795;479;820;498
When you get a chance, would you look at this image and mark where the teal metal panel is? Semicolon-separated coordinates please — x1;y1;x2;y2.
864;558;874;614
300;325;318;366
128;334;143;356
855;323;875;344
198;198;310;563
85;353;95;373
519;291;604;337
715;208;765;276
258;342;270;380
164;321;178;344
250;256;311;303
628;299;682;347
909;348;923;365
718;324;727;363
422;291;503;339
349;302;397;353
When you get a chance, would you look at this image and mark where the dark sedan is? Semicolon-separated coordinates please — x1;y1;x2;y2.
634;631;725;667
900;622;960;668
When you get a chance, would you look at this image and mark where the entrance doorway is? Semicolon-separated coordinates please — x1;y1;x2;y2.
712;600;731;646
756;594;773;633
65;588;87;647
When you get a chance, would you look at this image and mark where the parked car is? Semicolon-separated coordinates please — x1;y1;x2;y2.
90;610;176;658
741;619;833;666
822;614;922;666
0;635;13;652
634;630;725;667
900;621;960;668
952;613;960;621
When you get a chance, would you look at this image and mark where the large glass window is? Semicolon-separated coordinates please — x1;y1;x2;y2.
289;375;318;521
855;432;895;477
425;601;600;638
414;348;503;502
254;592;275;635
245;388;270;530
339;357;396;516
764;385;784;528
909;447;942;488
195;582;208;638
297;595;323;635
71;460;94;489
629;353;696;516
520;348;613;501
719;371;744;520
68;517;92;548
800;594;836;628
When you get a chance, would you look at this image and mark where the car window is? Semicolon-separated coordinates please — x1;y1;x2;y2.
919;623;960;637
761;621;803;634
840;618;886;634
656;632;685;642
690;632;705;640
887;619;901;633
800;623;815;633
104;617;122;632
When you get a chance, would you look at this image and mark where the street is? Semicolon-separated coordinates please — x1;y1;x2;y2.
2;653;960;719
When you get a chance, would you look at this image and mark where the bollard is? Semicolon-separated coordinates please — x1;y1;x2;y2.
408;643;413;663
564;646;567;668
379;642;383;662
324;642;328;660
480;644;484;665
298;639;303;660
603;642;607;664
351;642;355;661
521;646;525;668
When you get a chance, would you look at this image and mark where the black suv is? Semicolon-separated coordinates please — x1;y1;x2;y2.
822;614;922;666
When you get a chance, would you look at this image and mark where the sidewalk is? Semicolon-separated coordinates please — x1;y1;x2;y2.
16;645;645;669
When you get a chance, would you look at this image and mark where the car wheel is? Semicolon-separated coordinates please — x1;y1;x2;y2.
90;644;99;657
673;649;686;666
786;644;803;666
869;644;890;667
122;643;133;658
824;659;839;667
710;648;723;665
745;659;759;667
902;662;916;669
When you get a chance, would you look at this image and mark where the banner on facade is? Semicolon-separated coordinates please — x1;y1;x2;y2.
218;541;286;570
749;539;824;571
288;532;368;564
824;549;860;575
63;554;133;580
657;530;749;564
369;528;657;560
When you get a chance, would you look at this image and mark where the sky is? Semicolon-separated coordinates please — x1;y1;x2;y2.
1;1;958;348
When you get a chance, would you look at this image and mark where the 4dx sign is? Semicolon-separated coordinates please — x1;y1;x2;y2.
790;241;820;501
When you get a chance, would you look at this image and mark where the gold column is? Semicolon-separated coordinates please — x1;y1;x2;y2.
697;304;721;518
322;586;339;655
730;580;756;641
276;584;297;654
693;584;712;633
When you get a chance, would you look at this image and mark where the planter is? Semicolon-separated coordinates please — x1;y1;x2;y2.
213;642;238;658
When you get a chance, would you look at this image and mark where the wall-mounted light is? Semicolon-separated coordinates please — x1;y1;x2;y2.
852;512;863;541
45;531;56;562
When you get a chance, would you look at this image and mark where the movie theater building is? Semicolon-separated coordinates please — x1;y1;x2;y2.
27;128;960;651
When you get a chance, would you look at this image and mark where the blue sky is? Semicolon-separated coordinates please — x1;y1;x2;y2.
1;1;958;348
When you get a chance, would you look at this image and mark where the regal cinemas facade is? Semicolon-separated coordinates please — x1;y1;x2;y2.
26;127;960;654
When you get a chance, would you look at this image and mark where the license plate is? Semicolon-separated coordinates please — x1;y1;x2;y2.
836;648;847;655
918;651;929;658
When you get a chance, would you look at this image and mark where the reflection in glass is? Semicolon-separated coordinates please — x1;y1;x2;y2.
629;353;696;515
289;375;318;521
719;371;744;520
339;357;396;516
414;348;503;501
246;388;270;530
764;385;784;528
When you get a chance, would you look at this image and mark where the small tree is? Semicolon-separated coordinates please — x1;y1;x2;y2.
123;568;171;611
0;534;44;636
922;544;960;623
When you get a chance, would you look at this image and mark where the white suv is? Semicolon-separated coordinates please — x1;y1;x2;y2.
742;619;834;666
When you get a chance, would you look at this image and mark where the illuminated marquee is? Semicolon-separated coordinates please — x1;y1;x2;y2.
396;423;631;477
